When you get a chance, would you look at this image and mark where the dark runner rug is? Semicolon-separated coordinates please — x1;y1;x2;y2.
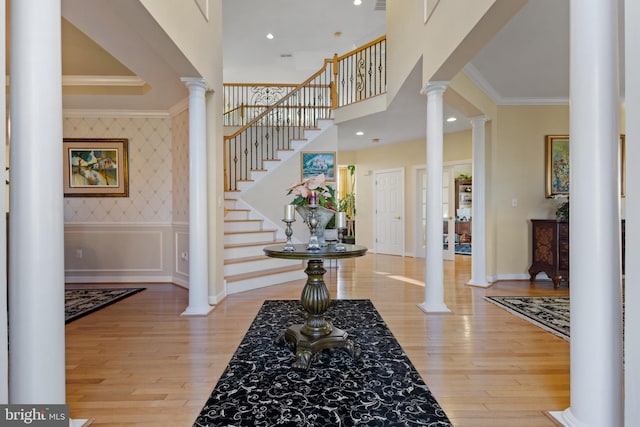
65;288;145;324
194;299;452;426
485;296;569;341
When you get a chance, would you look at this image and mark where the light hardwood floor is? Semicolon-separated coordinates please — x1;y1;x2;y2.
65;254;569;426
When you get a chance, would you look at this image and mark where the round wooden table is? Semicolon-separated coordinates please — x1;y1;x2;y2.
264;243;367;369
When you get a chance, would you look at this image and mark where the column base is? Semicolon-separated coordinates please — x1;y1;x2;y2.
417;301;451;314
181;305;215;316
465;279;492;288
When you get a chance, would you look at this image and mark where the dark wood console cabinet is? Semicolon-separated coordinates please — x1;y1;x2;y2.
529;220;569;287
529;219;626;288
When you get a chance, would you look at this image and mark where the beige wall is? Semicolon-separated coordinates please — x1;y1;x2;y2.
346;133;471;254
444;129;472;162
491;105;569;278
140;0;223;87
386;1;525;103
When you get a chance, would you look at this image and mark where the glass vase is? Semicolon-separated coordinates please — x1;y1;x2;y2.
295;205;335;248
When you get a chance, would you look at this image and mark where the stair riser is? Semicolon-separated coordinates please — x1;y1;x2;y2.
224;258;301;276
226;269;307;294
225;245;275;259
225;210;250;220
224;221;263;232
224;231;276;245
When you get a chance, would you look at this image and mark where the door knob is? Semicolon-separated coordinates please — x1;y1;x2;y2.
395;216;401;220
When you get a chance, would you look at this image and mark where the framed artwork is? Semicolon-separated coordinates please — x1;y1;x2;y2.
300;151;336;181
545;134;626;197
63;138;129;197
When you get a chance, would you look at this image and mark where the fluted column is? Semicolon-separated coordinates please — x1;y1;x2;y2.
551;0;624;425
625;1;640;425
466;116;489;287
0;0;7;405
418;81;451;313
181;78;214;316
9;0;65;403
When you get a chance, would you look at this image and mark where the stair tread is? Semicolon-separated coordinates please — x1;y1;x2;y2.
225;229;275;235
225;240;285;249
226;208;250;212
225;264;304;282
224;218;262;223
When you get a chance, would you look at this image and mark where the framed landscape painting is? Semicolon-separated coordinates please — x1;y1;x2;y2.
300;151;336;181
63;138;129;197
545;134;625;197
545;135;570;197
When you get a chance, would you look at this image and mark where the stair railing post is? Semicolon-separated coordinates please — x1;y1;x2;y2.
332;53;339;110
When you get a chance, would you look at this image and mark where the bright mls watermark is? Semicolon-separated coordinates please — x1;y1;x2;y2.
1;405;69;426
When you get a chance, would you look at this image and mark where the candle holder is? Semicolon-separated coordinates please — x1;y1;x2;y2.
306;204;321;251
335;227;347;252
282;219;296;252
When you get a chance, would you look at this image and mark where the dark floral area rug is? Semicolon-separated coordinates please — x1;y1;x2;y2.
485;296;569;340
194;299;452;426
65;288;145;324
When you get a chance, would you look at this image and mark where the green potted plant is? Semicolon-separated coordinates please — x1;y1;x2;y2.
339;165;356;243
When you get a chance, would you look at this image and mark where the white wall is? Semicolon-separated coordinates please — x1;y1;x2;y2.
242;126;339;243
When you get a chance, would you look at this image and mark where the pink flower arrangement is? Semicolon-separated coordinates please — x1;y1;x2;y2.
287;173;337;210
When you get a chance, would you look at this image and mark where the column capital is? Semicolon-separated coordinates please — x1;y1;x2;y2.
469;116;489;127
180;77;209;91
420;80;449;96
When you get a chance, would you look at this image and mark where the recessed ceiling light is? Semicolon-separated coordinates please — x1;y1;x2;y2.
354;0;362;5
446;117;457;122
266;33;274;40
356;131;364;136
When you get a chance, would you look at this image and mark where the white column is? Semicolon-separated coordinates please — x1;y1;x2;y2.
625;0;640;425
551;1;624;425
9;0;65;403
0;0;7;405
418;81;451;313
466;116;489;287
181;78;214;316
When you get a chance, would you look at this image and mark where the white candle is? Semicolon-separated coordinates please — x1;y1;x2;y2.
284;205;296;221
336;211;347;229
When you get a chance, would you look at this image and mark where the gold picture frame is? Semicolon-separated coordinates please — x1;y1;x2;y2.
545;134;625;198
63;138;129;197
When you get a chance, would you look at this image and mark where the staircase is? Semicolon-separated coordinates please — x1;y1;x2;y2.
223;119;334;294
223;196;305;294
221;36;387;294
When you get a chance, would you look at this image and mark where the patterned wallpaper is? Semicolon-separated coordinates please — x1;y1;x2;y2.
171;110;189;223
63;116;174;223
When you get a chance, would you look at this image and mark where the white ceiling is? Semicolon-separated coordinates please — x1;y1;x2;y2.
58;0;613;151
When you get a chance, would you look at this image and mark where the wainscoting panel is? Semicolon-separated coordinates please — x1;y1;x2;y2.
174;226;190;286
64;224;175;283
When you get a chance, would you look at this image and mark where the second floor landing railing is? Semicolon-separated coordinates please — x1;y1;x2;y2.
224;35;386;191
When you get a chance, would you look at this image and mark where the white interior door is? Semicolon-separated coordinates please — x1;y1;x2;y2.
375;169;404;255
442;166;455;261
